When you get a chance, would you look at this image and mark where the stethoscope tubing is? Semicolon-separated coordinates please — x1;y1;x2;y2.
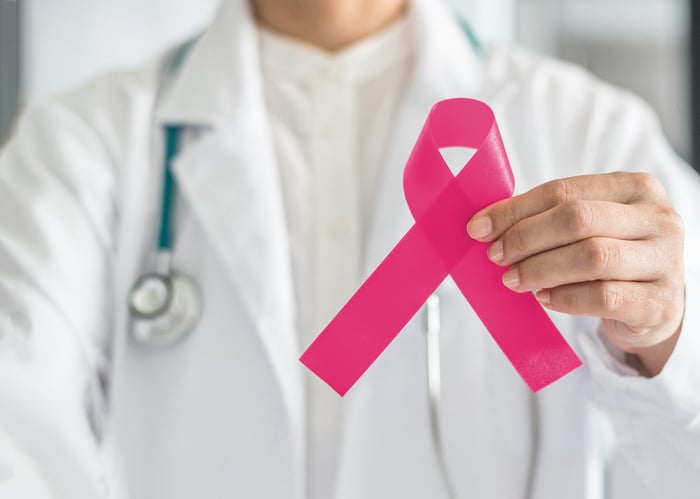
128;122;201;347
425;294;457;499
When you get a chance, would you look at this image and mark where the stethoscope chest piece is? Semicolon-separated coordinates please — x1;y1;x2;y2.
129;271;201;347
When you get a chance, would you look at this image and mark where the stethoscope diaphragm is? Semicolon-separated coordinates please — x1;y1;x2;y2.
129;271;201;348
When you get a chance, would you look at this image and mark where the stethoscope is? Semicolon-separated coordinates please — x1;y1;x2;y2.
126;18;537;499
128;125;202;347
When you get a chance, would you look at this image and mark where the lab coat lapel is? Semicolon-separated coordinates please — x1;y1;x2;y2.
154;0;304;470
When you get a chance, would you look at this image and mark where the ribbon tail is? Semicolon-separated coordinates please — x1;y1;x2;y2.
300;225;449;396
451;247;582;392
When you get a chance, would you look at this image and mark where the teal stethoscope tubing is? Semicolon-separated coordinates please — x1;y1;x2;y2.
159;126;179;251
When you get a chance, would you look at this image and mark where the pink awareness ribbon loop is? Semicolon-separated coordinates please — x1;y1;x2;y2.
300;98;582;396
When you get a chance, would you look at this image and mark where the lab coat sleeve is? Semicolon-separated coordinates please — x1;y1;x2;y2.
575;91;700;498
0;98;118;498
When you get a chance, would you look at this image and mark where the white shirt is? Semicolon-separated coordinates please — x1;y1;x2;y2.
258;18;414;499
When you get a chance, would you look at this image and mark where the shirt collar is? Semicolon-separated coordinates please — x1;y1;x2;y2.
155;0;484;127
258;15;412;85
155;0;262;127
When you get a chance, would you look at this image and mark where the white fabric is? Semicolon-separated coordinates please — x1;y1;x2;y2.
0;0;699;498
258;19;413;499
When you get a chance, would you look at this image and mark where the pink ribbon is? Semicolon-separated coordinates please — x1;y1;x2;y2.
300;98;582;396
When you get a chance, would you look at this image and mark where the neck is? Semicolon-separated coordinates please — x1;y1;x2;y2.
251;0;408;51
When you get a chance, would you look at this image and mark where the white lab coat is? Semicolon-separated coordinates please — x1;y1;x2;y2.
1;1;700;498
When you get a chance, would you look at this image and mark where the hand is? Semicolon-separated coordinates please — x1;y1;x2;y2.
466;173;685;377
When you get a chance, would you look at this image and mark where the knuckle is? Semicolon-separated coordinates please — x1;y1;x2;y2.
582;238;614;271
517;260;541;286
652;206;685;275
503;224;529;256
598;282;625;314
659;299;680;328
492;202;519;233
658;205;685;236
633;292;667;331
543;179;576;207
558;288;580;309
502;201;520;228
655;285;683;325
668;253;685;277
653;300;672;327
561;200;593;237
633;172;666;199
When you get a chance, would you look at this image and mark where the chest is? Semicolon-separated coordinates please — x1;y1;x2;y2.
106;88;606;498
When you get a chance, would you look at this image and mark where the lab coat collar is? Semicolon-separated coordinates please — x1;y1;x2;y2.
155;0;261;127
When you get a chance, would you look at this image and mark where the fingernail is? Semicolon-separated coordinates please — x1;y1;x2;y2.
536;289;550;305
467;216;491;239
503;268;520;289
488;240;504;263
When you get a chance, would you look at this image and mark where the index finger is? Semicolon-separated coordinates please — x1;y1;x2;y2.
466;172;666;242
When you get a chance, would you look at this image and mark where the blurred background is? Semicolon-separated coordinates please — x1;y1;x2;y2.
0;0;698;170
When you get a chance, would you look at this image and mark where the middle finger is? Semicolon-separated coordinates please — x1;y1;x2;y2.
488;200;656;266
